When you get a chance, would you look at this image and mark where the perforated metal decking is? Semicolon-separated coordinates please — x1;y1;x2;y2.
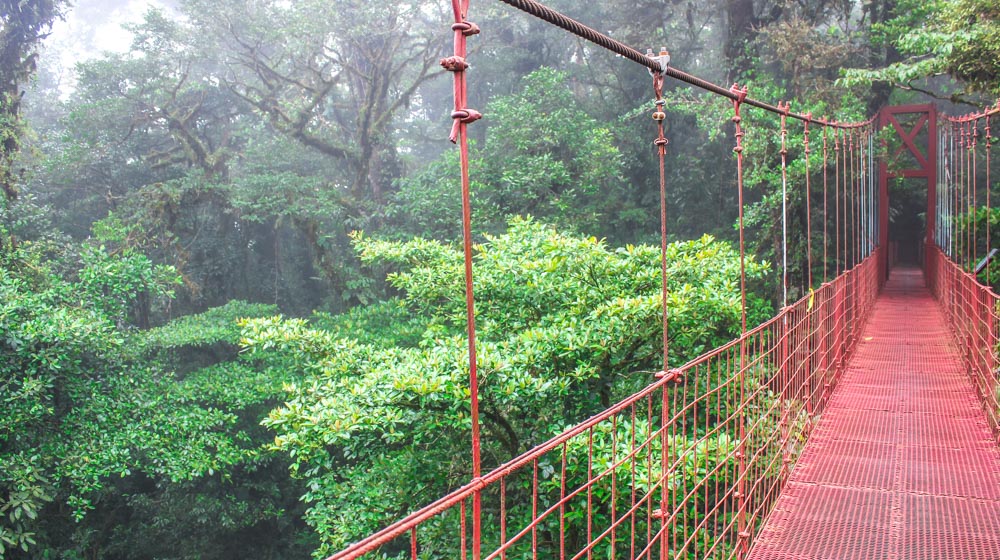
748;267;1000;559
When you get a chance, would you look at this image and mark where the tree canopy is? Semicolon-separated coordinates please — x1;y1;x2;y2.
0;0;997;556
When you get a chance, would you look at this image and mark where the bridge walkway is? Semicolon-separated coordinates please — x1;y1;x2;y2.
748;267;1000;559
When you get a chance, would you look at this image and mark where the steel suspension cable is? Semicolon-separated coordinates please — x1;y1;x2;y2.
955;124;960;260
865;127;870;255
940;125;946;251
804;117;813;287
969;120;975;268
860;127;867;257
854;128;867;262
650;58;670;372
968;120;973;267
973;120;979;268
936;126;941;249
943;126;947;251
862;127;867;256
849;129;856;268
953;124;958;259
848;129;853;268
823;125;829;282
965;121;971;267
779;103;790;308
834;128;841;275
849;128;854;265
729;83;750;558
945;125;949;251
856;129;862;262
870;126;875;255
858;129;863;261
859;127;865;258
987;116;993;285
969;120;979;266
649;66;673;554
732;86;749;334
941;126;944;250
845;129;852;269
860;127;865;257
948;105;1000;272
962;122;972;268
947;123;952;255
493;0;868;129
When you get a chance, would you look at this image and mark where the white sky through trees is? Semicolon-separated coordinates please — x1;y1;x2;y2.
44;0;174;93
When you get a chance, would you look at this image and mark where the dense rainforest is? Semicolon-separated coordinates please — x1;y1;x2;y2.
1;0;998;557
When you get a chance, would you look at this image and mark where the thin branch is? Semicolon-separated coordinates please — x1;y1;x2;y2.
897;81;980;108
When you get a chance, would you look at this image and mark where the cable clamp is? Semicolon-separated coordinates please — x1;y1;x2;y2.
655;368;683;382
440;56;469;72
646;47;670;76
730;83;749;105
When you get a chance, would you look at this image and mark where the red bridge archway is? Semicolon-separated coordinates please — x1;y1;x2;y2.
878;104;938;281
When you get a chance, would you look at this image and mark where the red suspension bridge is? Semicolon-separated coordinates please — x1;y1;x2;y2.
330;0;1000;558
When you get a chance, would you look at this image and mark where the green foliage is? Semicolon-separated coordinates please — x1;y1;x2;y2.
392;69;636;241
309;299;430;349
954;205;1000;289
553;418;738;559
734;78;868;300
841;0;1000;96
255;218;769;556
0;0;67;200
0;235;153;554
6;0;976;557
0;230;314;557
141;299;279;360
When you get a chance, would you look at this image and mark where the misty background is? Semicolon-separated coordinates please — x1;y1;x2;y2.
1;0;995;557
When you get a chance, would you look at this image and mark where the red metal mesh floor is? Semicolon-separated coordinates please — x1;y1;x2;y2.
749;267;1000;560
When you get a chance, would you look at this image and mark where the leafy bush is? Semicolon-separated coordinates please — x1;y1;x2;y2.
254;218;769;556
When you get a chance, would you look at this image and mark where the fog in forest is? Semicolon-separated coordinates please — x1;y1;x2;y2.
2;0;998;558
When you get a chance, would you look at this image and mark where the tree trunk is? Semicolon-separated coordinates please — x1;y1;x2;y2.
868;0;900;113
726;0;758;75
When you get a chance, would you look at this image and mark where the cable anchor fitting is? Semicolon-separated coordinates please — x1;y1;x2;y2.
652;98;666;122
729;83;749;106
646;47;670;77
440;56;469;72
655;368;683;382
803;113;812;154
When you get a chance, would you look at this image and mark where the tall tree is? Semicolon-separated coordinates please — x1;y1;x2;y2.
844;0;1000;102
0;0;65;201
184;0;445;215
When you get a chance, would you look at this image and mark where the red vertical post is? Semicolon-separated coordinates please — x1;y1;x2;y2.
442;2;483;558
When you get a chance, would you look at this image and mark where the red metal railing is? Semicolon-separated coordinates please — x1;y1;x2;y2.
925;244;1000;437
328;250;881;560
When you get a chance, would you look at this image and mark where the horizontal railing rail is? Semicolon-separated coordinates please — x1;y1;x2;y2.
925;245;1000;437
